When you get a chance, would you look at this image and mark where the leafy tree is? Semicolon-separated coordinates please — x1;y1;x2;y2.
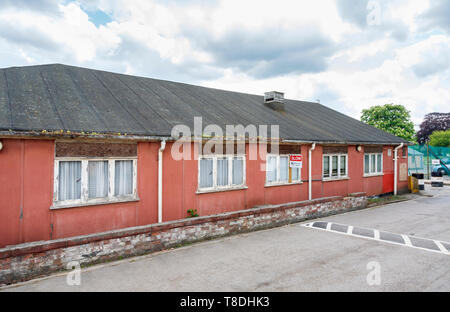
429;129;450;147
416;113;450;145
361;104;415;142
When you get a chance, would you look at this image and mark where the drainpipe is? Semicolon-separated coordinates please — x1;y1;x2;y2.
158;140;166;223
394;143;404;196
308;142;316;200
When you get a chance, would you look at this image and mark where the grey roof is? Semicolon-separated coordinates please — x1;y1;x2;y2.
0;64;408;144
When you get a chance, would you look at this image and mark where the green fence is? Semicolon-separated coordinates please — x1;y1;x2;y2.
408;145;450;178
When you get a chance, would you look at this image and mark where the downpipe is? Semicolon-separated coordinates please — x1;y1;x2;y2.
394;143;404;196
309;142;316;200
158;140;166;223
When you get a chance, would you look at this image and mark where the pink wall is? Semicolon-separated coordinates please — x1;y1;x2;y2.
0;138;409;248
0;139;159;247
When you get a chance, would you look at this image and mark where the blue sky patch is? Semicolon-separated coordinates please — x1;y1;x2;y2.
85;9;112;27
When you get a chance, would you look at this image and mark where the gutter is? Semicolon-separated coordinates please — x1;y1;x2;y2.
308;142;316;200
394;143;404;195
158;140;166;223
1;130;411;146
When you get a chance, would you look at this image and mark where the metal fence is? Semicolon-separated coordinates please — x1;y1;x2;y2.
408;145;450;179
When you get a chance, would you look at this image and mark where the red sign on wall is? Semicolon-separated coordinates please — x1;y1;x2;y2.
290;155;303;168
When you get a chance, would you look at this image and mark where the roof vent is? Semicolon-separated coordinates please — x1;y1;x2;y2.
264;91;285;111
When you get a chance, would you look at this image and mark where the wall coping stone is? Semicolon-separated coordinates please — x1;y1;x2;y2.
0;194;365;260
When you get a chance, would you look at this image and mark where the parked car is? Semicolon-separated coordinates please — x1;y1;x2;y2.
432;158;450;175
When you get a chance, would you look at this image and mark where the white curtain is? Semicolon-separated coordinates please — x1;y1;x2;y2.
115;160;133;196
323;156;330;177
292;167;299;181
232;157;243;185
199;158;213;188
364;155;370;174
371;154;376;173
88;161;108;198
332;156;338;177
340;155;346;176
377;154;382;172
280;157;289;182
217;158;229;186
59;161;81;200
267;156;277;183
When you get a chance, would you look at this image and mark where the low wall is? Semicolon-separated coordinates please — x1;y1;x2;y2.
0;193;366;285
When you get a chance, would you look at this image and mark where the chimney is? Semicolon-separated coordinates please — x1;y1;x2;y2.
264;91;285;111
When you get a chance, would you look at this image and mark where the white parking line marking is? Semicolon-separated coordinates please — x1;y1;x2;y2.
302;222;449;256
434;241;449;255
402;234;412;247
374;229;380;240
347;226;353;235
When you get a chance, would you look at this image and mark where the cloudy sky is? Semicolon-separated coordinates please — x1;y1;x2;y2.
0;0;449;126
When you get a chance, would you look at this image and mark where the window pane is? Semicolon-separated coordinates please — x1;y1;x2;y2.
280;157;289;182
340;155;346;176
377;154;382;173
115;160;133;196
267;156;277;183
364;155;370;174
323;156;330;177
332;156;338;177
88;161;109;198
59;161;81;201
217;158;229;186
232;157;244;185
292;167;299;181
199;158;213;188
371;154;376;173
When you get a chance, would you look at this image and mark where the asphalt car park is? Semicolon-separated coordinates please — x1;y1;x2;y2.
1;185;449;292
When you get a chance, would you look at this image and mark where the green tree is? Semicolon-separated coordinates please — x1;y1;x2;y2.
361;104;415;142
429;129;450;147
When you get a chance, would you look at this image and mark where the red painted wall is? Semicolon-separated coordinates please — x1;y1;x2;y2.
0;139;159;247
0;138;409;248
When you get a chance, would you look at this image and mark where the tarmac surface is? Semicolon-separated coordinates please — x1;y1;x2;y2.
2;185;449;292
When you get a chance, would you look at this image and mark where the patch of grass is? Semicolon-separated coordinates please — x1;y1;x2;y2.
367;195;404;206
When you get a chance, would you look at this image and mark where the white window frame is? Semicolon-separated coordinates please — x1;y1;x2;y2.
197;155;247;193
265;154;302;186
52;157;138;209
364;153;383;176
322;154;348;180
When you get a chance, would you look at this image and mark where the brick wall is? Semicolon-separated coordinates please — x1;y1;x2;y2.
0;194;366;285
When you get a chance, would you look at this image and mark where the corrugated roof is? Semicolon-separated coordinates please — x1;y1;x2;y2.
0;64;409;144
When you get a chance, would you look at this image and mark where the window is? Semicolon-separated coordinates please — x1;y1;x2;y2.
364;153;383;175
198;155;246;191
88;160;108;198
266;155;301;185
114;160;134;196
199;158;213;188
59;161;81;201
323;154;347;179
53;158;137;208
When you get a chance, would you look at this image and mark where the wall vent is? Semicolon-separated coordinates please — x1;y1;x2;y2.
264;91;285;111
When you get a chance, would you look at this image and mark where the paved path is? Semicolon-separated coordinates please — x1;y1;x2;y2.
2;185;450;292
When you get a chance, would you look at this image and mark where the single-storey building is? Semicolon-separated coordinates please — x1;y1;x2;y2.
0;64;410;248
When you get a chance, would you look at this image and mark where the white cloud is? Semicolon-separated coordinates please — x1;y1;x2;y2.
0;0;448;124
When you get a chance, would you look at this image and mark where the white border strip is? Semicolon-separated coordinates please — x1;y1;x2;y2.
347;225;353;235
434;240;449;255
301;222;449;256
374;229;380;240
402;234;412;247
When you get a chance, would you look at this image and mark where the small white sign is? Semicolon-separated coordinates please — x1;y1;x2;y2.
431;159;440;165
290;155;303;168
